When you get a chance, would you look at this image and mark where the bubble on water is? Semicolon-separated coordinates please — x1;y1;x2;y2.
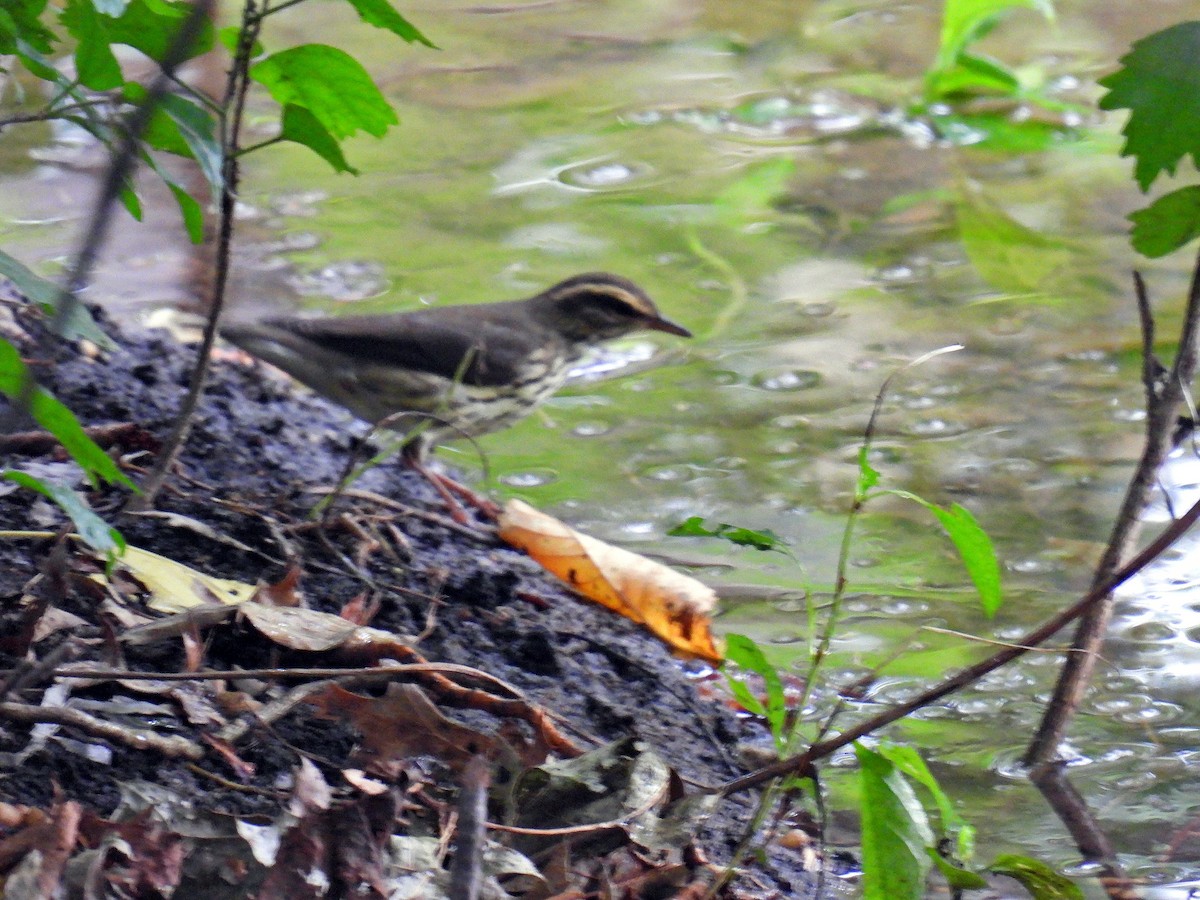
499;469;558;488
751;369;821;392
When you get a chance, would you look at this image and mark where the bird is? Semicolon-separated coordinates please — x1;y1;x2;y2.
222;273;691;516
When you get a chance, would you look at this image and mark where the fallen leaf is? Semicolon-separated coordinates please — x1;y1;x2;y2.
94;546;256;612
307;683;497;776
497;500;723;662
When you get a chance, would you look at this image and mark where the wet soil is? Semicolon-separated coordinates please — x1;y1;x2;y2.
0;303;818;898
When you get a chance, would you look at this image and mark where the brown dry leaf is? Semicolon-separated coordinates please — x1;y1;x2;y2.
307;683;497;776
497;500;723;663
238;602;411;660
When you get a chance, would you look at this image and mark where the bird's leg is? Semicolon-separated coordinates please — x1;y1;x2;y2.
400;439;500;524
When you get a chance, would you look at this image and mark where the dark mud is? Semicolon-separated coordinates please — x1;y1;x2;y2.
0;303;817;898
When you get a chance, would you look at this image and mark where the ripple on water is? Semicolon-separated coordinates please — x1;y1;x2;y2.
751;368;822;391
499;469;558;488
556;160;647;190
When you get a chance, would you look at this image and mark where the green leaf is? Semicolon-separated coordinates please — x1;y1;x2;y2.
724;634;787;746
147;92;223;197
955;186;1091;299
928;503;1002;616
927;51;1020;100
2;470;126;563
856;744;934;900
251;44;398;141
62;0;123;89
342;0;434;47
927;849;989;890
1099;22;1200;192
102;0;212;62
875;743;969;838
1129;185;1200;259
1;1;57;56
166;181;205;243
988;854;1083;899
856;446;880;497
119;181;143;221
934;0;1055;72
0;339;135;490
668;516;789;553
880;491;1002;616
279;103;358;174
0;249;113;349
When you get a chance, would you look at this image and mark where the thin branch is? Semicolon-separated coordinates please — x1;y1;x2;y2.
1026;252;1200;767
718;491;1200;797
128;0;260;509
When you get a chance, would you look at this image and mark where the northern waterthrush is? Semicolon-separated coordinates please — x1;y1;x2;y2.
222;272;691;465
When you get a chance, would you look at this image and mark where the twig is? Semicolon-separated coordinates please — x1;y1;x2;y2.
448;755;489;900
128;0;259;510
1036;259;1200;761
0;702;204;760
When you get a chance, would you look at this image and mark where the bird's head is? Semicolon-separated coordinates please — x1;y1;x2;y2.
535;273;692;343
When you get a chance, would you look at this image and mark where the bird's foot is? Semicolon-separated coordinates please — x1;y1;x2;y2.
404;456;499;525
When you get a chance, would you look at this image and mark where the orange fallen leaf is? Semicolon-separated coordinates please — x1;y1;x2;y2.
497;500;723;663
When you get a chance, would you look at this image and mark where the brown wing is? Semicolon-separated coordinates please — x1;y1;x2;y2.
265;300;547;388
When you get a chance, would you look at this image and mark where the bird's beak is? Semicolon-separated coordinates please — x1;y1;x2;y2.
643;315;692;338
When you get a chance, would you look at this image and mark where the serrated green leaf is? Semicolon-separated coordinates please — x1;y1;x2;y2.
857;744;934;900
2;470;125;563
0;340;135;490
251;44;398;141
1099;22;1200;192
279;103;358;174
988;854;1083;899
342;0;434;47
0;249;113;349
1129;185;1200;259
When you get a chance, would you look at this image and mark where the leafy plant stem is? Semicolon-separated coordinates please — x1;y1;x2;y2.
717;486;1200;799
0;1;215;438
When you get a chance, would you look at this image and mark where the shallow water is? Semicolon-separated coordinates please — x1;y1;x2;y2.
3;0;1200;894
